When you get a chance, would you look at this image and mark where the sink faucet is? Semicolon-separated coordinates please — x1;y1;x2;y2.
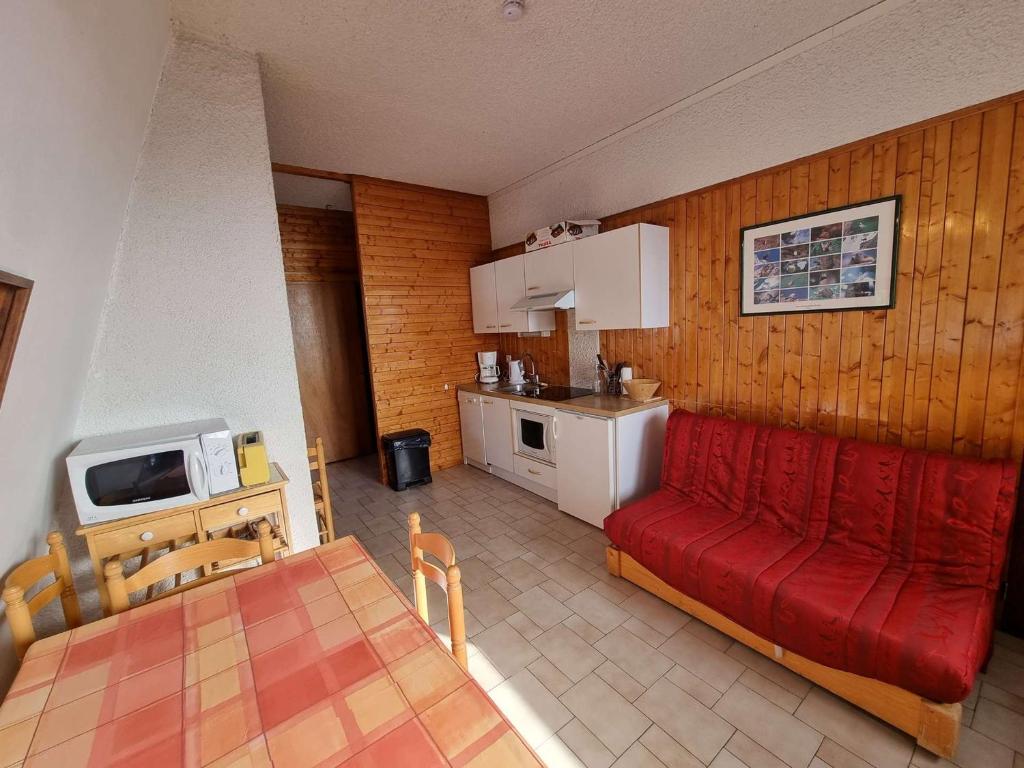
521;352;539;384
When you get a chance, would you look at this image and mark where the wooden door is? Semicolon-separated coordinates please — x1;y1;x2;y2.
279;205;375;463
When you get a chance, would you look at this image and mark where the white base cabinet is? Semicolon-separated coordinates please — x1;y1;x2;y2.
555;404;669;528
458;390;486;467
479;395;513;473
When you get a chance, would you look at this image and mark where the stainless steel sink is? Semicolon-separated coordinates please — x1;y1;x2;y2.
497;383;545;394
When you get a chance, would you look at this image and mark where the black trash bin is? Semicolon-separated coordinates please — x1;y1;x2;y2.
381;428;432;491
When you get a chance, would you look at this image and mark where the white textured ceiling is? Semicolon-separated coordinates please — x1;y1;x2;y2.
172;0;881;196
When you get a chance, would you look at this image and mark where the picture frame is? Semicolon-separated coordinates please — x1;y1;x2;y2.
739;195;900;316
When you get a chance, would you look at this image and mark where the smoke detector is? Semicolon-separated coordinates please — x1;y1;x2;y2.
501;0;525;21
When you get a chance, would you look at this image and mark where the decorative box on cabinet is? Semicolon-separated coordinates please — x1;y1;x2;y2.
77;463;292;613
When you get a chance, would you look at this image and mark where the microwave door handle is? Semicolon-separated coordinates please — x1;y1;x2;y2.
188;452;208;497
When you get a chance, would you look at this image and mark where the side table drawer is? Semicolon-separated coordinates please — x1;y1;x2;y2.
200;491;282;532
92;512;197;559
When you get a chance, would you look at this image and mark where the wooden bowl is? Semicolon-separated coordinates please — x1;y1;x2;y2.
622;378;661;402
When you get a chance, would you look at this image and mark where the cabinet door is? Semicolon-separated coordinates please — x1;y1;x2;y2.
480;396;513;472
494;255;528;332
524;241;574;297
470;263;498;334
573;226;642;330
555;411;615;528
458;393;486;465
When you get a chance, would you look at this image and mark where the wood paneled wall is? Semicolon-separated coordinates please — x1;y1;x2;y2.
351;177;496;473
497;93;1024;461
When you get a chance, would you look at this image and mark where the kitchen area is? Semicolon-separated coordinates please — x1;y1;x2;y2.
460;220;672;529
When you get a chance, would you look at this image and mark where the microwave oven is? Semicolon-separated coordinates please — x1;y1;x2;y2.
66;418;239;525
512;403;556;466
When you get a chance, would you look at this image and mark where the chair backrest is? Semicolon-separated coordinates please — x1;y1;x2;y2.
2;532;82;660
408;512;467;670
309;437;335;544
104;521;274;614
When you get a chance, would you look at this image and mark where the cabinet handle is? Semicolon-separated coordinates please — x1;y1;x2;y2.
237;506;249;517
139;531;154;542
500;324;512;328
482;400;493;405
527;285;541;291
486;324;497;328
579;320;596;325
527;468;542;476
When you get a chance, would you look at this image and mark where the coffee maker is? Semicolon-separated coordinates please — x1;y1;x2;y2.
476;351;499;384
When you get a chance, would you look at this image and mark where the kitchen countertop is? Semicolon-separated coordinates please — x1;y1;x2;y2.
458;382;669;417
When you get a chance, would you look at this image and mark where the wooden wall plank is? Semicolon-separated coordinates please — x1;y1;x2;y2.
487;94;1024;462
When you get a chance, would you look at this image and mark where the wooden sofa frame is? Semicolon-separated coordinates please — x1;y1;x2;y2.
606;545;960;758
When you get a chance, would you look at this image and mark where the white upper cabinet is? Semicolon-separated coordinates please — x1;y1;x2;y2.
572;224;669;331
470;263;499;334
494;254;555;333
524;241;574;297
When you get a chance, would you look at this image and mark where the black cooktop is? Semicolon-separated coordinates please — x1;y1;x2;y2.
523;386;593;402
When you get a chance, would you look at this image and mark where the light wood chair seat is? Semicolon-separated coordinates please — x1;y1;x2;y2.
104;521;274;614
3;532;81;660
408;512;467;670
309;437;335;544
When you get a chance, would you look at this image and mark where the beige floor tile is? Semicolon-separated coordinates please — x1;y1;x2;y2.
624;617;669;648
561;674;653;757
736;669;803;714
665;665;722;708
620;591;690;637
815;738;872;768
473;620;540;678
456;556;499;589
564;614;607;645
489;669;573;748
595;627;674;688
529;657;574;697
558;719;616;768
467;645;505;691
544;559;600;594
592;579;636;606
506;610;543;641
612;742;668;767
525;536;572;564
568;535;611;565
464;583;517;627
725;643;812;698
795;688;914;768
511;585;573;630
595;660;647;702
541;579;577;602
911;723;1014;768
713;684;822;768
639;725;704;768
496;557;548;591
971;698;1024;753
491;576;521;600
981;682;1024;716
725;731;788;768
566;588;631;634
709;751;748;768
535;624;606;682
635;678;735;764
537;733;588;768
660;627;745;693
684;620;734;652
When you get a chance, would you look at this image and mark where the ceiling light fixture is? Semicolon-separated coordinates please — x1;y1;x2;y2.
501;0;525;21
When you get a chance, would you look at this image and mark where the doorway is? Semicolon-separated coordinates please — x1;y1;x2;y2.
274;171;376;463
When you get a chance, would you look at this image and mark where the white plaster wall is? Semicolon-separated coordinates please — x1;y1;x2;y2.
74;36;317;563
488;0;1024;246
0;0;169;688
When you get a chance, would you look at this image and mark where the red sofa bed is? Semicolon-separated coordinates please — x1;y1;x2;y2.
605;410;1019;707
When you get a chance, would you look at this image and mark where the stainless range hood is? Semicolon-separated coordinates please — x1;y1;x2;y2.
510;289;575;311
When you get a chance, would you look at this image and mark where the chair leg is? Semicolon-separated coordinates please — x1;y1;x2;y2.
446;564;468;671
2;586;35;661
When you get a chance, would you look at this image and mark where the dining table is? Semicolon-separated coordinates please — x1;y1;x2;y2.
0;535;542;767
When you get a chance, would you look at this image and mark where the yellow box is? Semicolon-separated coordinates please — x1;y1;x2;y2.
235;431;270;487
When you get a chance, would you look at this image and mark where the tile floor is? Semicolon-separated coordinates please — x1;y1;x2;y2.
328;455;1024;768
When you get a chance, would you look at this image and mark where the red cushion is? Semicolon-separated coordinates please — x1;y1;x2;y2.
605;409;1019;703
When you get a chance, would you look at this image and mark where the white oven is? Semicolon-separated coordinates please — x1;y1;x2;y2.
512;402;557;466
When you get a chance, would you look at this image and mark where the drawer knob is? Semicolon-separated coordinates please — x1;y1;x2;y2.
528;468;542;476
237;506;250;517
139;531;154;542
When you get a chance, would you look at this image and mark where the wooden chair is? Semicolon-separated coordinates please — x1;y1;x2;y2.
408;512;467;670
3;532;82;660
105;521;274;614
309;437;336;544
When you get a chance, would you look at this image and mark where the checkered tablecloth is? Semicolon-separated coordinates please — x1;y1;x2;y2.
0;536;540;767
